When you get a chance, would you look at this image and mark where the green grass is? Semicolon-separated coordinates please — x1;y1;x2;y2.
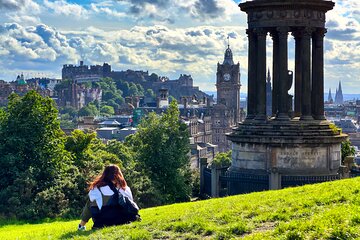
2;177;360;239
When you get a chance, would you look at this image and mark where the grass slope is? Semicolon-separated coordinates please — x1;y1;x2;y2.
2;177;360;240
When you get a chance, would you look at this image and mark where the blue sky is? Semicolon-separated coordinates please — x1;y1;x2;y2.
0;0;359;93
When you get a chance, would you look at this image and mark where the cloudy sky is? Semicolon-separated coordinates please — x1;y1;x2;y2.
0;0;359;94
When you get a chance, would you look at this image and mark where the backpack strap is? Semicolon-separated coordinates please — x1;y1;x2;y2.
98;187;103;196
107;182;120;201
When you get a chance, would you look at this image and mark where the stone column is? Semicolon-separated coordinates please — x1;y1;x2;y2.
246;29;257;120
269;168;281;190
211;165;220;197
271;31;279;117
199;158;208;195
276;27;290;120
293;30;303;118
300;27;314;121
255;28;267;120
312;28;327;120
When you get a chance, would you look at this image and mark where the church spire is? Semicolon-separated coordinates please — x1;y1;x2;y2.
328;88;333;103
338;81;342;93
223;36;234;65
335;81;343;104
267;68;271;83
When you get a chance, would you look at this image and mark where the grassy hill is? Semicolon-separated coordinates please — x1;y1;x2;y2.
2;177;360;240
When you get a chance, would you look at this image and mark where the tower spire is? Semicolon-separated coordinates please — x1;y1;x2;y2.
338;81;342;92
328;88;333;103
335;81;343;104
223;37;234;65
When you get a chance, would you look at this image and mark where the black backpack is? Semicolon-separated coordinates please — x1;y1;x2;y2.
108;183;140;217
90;184;140;229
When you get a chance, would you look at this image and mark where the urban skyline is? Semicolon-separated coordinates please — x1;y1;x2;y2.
0;0;358;93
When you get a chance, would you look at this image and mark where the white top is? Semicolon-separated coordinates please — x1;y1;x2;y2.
89;185;133;210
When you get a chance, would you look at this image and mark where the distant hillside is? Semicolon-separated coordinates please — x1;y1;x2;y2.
109;70;212;101
2;178;360;239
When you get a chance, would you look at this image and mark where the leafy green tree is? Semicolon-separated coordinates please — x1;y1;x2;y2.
341;139;356;164
131;100;191;204
107;99;120;112
212;151;232;168
0;91;73;219
116;80;130;96
128;83;139;96
145;89;155;98
106;140;162;207
136;84;144;96
78;102;98;117
149;73;159;82
54;79;70;94
59;106;78;118
63;130;122;216
100;105;115;116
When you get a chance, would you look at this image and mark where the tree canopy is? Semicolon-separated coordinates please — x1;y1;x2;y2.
130;100;191;204
0;91;73;219
212;151;232;168
0;92;196;220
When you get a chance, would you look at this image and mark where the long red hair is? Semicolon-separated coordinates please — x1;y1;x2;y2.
89;165;127;190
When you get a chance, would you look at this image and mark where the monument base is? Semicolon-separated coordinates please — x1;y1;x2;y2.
227;119;347;190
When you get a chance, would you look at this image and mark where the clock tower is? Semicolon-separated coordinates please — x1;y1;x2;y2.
216;44;241;123
212;44;241;152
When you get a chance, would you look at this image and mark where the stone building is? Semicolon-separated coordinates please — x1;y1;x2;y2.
0;74;55;106
184;115;217;169
0;80;13;105
57;82;102;110
211;45;241;152
62;61;111;81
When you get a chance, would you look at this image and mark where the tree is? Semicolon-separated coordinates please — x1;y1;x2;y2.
59;106;78;118
0;91;73;219
107;99;120;112
341;139;356;164
100;105;115;116
131;101;191;204
149;73;159;82
78;102;98;117
136;84;144;96
63;130;120;215
128;83;139;96
145;89;155;98
212;151;232;168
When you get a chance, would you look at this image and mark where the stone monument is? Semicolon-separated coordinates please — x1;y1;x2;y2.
227;0;347;191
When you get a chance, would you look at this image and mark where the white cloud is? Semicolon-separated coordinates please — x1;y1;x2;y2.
43;0;88;19
0;22;246;90
90;2;126;19
110;0;239;24
0;0;40;13
0;0;358;93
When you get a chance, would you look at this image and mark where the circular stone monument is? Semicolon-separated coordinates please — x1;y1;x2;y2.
227;0;347;191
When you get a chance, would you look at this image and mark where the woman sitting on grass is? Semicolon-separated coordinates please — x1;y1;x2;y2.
78;164;138;230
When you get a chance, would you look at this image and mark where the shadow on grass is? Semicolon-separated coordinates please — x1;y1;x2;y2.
60;229;96;239
0;218;77;228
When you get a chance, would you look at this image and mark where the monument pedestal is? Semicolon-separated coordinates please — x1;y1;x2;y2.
227;120;347;190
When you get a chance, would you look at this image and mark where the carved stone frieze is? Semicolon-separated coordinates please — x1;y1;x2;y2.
246;9;328;28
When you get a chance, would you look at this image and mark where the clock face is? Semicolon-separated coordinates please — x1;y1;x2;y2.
223;73;231;81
